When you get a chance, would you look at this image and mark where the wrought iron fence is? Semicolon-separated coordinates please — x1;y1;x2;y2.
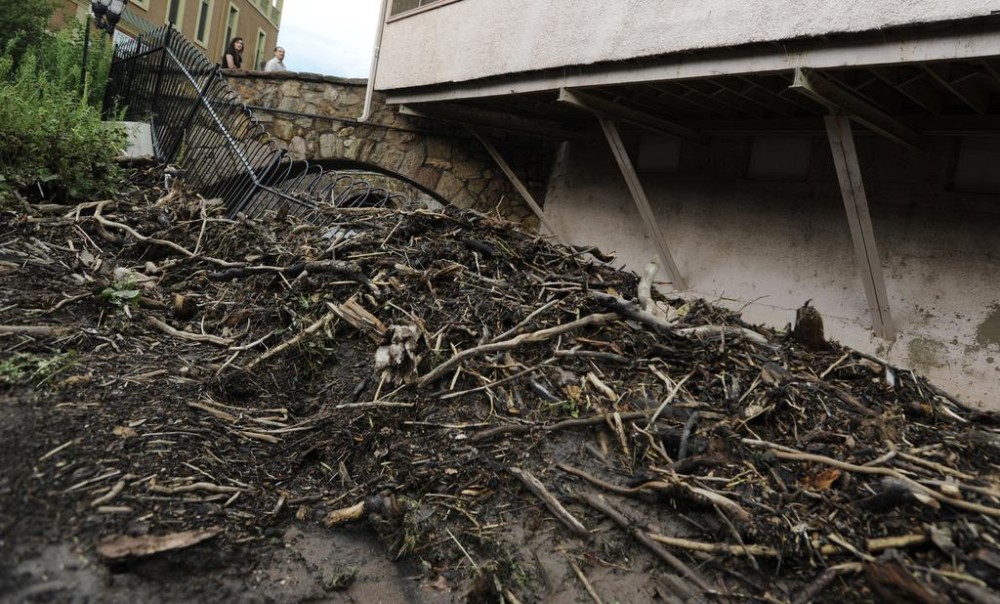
103;25;398;219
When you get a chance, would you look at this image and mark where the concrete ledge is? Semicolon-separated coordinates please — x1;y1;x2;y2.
115;121;154;159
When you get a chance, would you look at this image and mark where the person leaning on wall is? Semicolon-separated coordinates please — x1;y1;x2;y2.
222;37;244;69
264;46;287;72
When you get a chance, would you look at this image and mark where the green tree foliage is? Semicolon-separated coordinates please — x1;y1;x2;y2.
0;20;125;205
0;0;55;60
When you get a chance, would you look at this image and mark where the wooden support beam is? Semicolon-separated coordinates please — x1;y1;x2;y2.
822;71;905;114
644;84;717;118
736;76;814;115
468;128;564;243
922;64;990;115
824;115;894;340
790;68;921;151
398;104;589;141
558;88;708;144
674;80;763;118
869;68;944;114
598;118;685;290
712;77;797;117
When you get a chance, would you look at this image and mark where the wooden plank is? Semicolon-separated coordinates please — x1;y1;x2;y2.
599;118;686;290
869;67;944;114
791;68;921;151
922;64;990;115
468;128;564;243
398;104;588;141
559;88;708;144
823;115;894;339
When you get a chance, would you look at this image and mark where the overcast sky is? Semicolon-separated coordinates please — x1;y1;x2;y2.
275;0;381;78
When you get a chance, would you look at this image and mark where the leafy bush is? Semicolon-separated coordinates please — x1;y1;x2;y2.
0;0;54;62
0;21;125;205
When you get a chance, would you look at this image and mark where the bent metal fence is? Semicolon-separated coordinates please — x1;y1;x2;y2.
103;25;398;219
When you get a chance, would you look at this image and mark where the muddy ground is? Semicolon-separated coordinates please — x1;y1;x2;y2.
1;173;998;603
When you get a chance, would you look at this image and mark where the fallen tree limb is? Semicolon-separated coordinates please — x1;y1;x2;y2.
147;316;233;346
647;533;779;557
417;312;618;386
324;495;405;527
791;563;863;604
576;491;712;594
0;324;74;337
97;527;222;560
148;482;243;494
558;463;751;527
676;325;770;346
508;467;589;538
207;260;375;291
469;410;655;444
744;440;1000;518
244;309;338;370
590;291;675;334
93;202;195;259
91;480;126;507
637;258;667;320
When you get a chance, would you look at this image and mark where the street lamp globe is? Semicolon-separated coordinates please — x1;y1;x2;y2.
90;0;129;34
90;0;108;18
104;0;129;33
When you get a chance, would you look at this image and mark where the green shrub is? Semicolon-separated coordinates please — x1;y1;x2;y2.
0;23;125;205
0;0;54;62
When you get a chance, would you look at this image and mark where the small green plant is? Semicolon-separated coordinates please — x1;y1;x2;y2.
322;567;358;592
101;275;141;314
0;351;76;387
0;19;125;206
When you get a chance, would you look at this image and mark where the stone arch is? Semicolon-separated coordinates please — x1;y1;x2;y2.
224;71;548;227
267;157;450;207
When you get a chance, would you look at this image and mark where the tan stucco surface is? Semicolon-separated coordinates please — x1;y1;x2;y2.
377;0;1000;91
544;137;1000;411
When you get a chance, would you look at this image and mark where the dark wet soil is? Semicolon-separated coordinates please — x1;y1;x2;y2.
2;174;998;603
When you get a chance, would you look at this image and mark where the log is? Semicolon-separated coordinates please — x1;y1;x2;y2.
508;467;589;538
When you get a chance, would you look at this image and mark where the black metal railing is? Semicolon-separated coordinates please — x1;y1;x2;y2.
104;25;401;219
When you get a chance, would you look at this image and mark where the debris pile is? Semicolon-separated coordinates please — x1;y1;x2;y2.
1;177;998;602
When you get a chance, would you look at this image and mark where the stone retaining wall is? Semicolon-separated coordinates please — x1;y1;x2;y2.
223;70;553;227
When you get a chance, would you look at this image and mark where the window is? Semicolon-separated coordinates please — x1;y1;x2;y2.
224;4;240;49
255;29;267;70
166;0;183;25
390;0;450;17
195;0;213;46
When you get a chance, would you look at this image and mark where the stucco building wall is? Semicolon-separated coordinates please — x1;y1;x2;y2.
377;0;1000;91
543;135;1000;409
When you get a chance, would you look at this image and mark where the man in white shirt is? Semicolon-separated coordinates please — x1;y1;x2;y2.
264;47;286;72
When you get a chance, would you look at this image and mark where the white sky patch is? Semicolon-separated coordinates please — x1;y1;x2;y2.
276;0;380;78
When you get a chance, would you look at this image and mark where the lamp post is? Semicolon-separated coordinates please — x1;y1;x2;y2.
81;0;129;96
91;0;129;35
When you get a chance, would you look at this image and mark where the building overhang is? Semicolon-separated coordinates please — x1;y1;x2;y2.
382;22;1000;142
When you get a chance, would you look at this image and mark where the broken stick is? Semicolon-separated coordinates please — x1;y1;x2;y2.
508;467;589;538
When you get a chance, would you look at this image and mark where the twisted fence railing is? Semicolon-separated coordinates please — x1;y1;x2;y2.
103;25;401;219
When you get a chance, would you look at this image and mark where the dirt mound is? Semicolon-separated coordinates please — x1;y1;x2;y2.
1;172;998;603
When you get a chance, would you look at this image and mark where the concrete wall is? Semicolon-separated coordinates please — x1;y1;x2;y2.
544;134;1000;411
377;0;1000;90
